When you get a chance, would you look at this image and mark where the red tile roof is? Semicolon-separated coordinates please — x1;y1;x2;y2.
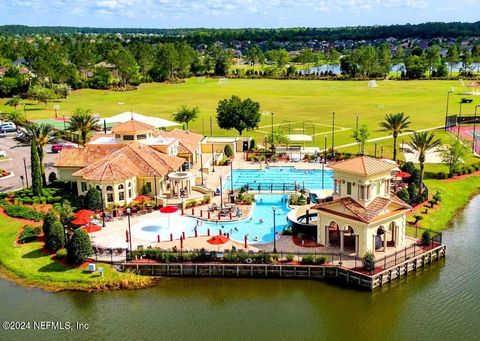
111;120;155;134
330;156;397;176
71;142;184;181
313;195;411;223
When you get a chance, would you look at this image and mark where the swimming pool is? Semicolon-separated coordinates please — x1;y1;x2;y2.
225;166;334;191
132;194;290;245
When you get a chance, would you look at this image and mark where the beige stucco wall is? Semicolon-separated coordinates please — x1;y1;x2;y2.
333;169;393;207
316;210;406;256
201;142;236;154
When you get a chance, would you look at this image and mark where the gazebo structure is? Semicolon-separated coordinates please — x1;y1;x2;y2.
168;171;195;198
312;156;411;256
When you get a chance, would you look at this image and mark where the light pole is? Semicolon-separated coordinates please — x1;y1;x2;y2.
272;206;277;253
445;90;453;131
219;175;223;209
126;207;132;254
474;105;480;151
356;113;359;131
211;142;215;172
209;115;213;137
200;152;204;186
53;104;60;119
22;157;29;188
62;114;66;136
271;112;274;151
458;98;473;137
331;112;335;158
20;175;24;188
324;135;327;161
98;185;106;227
153;173;158;207
230;159;234;201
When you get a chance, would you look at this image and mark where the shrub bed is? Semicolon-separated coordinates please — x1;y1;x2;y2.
18;225;41;243
3;204;44;221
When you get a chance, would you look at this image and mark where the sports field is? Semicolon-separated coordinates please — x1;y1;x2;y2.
0;78;476;158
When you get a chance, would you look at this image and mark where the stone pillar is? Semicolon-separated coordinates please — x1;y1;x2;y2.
325;226;330;246
340;230;344;252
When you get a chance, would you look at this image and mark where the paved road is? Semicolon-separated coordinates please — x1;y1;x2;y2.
0;134;59;192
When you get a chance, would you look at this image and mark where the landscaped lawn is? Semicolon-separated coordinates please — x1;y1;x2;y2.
0;214;151;290
406;174;480;235
0;79;466;148
1;78;478;173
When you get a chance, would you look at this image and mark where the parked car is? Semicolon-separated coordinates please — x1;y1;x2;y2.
0;122;17;133
0;150;7;158
51;143;76;153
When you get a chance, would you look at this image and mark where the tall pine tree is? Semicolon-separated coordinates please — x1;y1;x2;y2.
31;139;43;196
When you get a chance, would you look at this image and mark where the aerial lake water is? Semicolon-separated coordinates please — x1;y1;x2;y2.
1;195;480;340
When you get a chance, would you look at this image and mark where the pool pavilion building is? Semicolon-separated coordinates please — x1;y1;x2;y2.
312;156;411;257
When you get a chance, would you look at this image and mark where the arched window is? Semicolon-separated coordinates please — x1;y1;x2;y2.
128;182;132;187
106;185;113;191
118;184;124;190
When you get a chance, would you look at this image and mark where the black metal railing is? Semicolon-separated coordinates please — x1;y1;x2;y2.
241;182;306;193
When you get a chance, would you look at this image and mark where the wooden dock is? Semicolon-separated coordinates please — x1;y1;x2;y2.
120;244;446;290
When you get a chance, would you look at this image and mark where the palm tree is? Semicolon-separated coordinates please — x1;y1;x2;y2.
68;108;99;146
0;110;27;127
408;131;441;195
15;123;58;186
5;95;22;109
379;112;411;161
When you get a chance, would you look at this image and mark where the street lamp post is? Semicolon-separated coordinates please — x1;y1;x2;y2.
324;135;327;161
272;206;277;253
331;112;335;158
126;208;132;254
211;142;215;172
445;90;453;131
230;159;234;201
62;114;67;136
153;174;158;207
474;105;480;151
200;152;204;186
98;185;106;227
219;175;223;209
271;112;274;151
22;157;29;188
20;175;24;188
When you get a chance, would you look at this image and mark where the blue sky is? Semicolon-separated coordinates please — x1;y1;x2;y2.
1;0;479;28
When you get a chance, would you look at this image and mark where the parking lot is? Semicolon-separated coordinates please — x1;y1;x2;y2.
0;134;60;192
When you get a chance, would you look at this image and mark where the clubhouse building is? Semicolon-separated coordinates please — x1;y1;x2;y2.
54;119;204;207
313;156;411;256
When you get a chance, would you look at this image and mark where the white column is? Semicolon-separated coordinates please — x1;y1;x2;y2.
325;226;330;246
383;231;387;252
340;230;344;252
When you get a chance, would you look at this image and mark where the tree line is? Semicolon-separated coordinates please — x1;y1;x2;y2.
1;22;480;42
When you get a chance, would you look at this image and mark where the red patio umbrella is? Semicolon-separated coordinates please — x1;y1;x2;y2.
71;216;92;225
73;209;94;218
134;195;152;202
207;235;230;251
396;171;411;179
160;206;178;230
81;224;102;233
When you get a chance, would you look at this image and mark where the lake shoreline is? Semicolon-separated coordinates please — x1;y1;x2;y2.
1;175;479;293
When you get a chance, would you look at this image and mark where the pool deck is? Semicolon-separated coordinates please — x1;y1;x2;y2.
92;207;419;269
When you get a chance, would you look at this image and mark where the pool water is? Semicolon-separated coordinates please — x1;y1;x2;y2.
133;194;290;244
225;166;334;191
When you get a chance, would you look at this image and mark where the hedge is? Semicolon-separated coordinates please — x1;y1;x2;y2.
3;204;44;222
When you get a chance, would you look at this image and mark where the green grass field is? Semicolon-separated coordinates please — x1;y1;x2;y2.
1;78;478;170
406;175;480;234
0;214;151;290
